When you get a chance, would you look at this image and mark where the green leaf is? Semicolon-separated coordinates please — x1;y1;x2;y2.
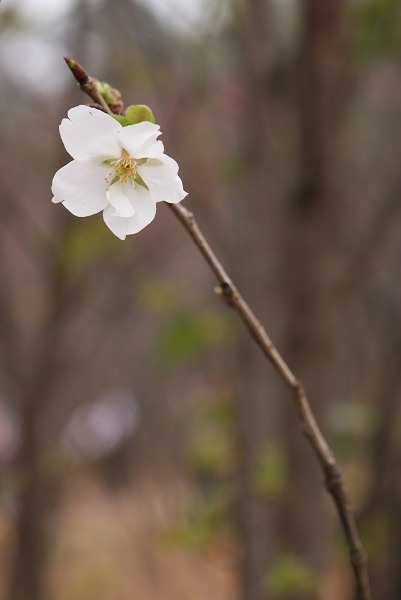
125;104;156;125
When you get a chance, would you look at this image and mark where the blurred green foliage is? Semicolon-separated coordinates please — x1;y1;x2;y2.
155;310;232;368
165;486;234;551
361;511;390;560
55;217;125;277
264;555;318;599
187;431;235;479
187;396;237;479
353;0;401;62
137;279;182;314
167;395;238;550
251;445;288;500
172;399;292;553
330;402;377;460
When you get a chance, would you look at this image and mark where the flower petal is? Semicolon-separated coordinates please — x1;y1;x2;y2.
52;160;109;217
117;122;164;159
125;184;157;233
106;181;135;217
60;105;122;161
137;154;187;204
103;184;156;240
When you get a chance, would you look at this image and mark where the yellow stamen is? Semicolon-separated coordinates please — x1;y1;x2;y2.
106;151;138;185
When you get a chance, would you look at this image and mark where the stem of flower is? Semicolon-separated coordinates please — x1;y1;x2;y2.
167;201;372;600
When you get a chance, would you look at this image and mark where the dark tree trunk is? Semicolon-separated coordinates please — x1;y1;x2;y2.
279;0;349;587
8;410;61;600
7;244;69;600
232;2;284;599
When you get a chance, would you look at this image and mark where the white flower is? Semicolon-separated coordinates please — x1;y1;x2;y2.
51;105;187;240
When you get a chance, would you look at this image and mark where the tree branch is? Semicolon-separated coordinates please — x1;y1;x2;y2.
64;56;114;115
63;56;372;600
168;201;372;600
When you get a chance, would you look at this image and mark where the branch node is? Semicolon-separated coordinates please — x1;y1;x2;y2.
324;466;343;493
350;545;368;567
301;422;313;438
214;282;235;306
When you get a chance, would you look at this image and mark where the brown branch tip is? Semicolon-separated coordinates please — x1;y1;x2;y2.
63;56;89;86
63;56;122;115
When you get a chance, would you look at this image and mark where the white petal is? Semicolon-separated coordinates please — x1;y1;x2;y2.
124;184;157;233
60;105;122;161
138;155;187;204
106;181;135;217
52;160;109;217
117;121;164;159
103;205;129;240
103;184;156;239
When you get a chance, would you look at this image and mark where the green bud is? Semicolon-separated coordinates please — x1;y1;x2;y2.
112;104;156;127
125;104;156;124
112;114;130;127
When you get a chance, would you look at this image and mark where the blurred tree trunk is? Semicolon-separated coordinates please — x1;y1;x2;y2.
356;288;401;600
7;2;92;595
232;2;283;599
231;1;351;597
279;0;349;587
8;410;60;600
7;260;67;600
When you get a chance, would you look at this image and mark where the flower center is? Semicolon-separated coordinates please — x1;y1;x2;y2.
106;151;137;185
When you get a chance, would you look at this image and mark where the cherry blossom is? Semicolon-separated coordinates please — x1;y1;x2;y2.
52;105;187;239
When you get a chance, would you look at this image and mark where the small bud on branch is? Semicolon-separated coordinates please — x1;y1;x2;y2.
63;56;113;115
64;56;88;86
214;282;235;306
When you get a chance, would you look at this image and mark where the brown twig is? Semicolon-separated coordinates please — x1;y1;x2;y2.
63;57;372;600
63;56;114;115
168;202;372;600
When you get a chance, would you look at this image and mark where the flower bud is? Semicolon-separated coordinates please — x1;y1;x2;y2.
95;80;124;114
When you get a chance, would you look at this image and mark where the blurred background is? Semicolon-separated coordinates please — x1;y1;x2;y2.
1;0;401;599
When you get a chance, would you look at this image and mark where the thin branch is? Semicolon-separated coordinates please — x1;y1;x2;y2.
64;56;114;115
168;201;372;600
63;57;372;600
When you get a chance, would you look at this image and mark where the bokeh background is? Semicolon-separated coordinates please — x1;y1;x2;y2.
1;1;401;599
